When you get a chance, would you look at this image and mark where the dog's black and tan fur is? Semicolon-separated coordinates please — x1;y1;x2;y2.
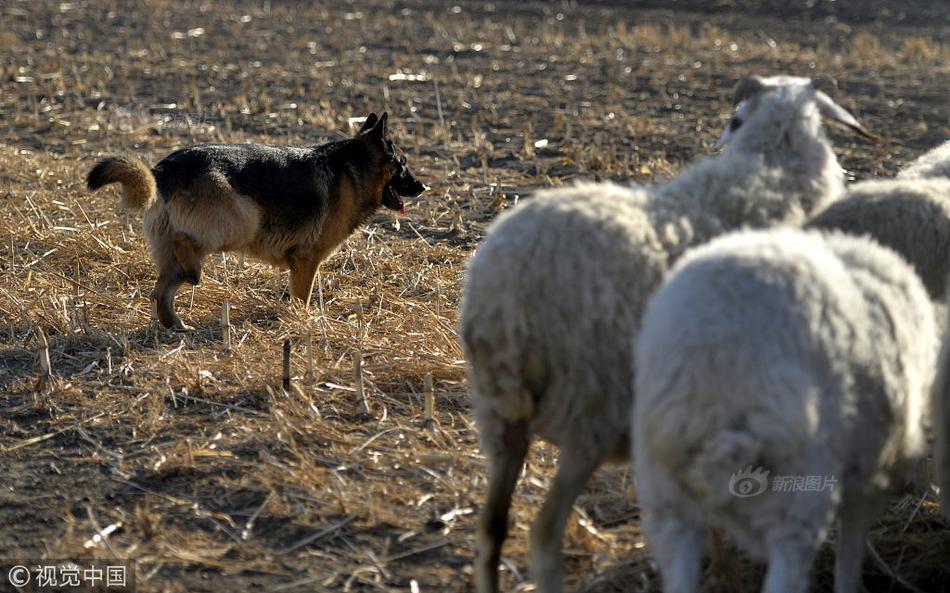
88;112;425;329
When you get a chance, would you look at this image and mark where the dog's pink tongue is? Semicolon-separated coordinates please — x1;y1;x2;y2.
400;207;406;215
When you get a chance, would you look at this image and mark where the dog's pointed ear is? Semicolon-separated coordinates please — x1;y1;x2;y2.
357;113;378;135
373;112;388;138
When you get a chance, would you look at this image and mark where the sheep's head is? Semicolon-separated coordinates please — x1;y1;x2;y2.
716;75;877;149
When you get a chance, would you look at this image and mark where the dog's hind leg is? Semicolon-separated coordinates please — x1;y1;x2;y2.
151;261;192;331
145;208;194;330
172;231;207;286
288;249;319;308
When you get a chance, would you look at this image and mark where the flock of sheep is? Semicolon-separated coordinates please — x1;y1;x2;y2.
458;75;950;593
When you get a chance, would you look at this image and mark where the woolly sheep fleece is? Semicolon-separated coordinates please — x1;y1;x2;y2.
633;228;935;591
899;139;950;180
806;177;950;299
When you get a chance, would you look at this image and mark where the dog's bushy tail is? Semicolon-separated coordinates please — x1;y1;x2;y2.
87;156;156;211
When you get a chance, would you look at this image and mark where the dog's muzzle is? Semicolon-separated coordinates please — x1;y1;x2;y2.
382;185;406;213
383;173;427;213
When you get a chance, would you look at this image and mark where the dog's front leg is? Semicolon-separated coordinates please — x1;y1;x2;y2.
172;231;206;286
288;250;319;309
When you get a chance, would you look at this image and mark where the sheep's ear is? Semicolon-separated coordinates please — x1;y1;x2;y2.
357;113;379;135
715;99;752;150
814;92;878;141
733;76;765;105
810;76;838;96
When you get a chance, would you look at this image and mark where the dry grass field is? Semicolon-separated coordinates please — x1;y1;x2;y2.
2;0;950;591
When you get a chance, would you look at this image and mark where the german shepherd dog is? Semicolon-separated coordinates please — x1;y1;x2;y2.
88;112;425;329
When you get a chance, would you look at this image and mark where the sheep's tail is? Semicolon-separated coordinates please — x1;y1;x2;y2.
459;279;539;457
460;322;536;427
934;318;950;517
638;355;819;508
87;156;157;211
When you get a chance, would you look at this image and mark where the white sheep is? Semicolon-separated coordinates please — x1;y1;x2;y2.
633;228;935;593
898;139;950;179
806;177;950;299
460;75;872;593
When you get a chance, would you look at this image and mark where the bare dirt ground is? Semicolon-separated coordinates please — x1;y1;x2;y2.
1;0;949;591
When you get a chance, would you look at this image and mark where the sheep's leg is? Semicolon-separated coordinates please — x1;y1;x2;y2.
760;474;836;593
937;385;950;518
761;530;820;593
475;418;530;593
834;492;884;593
762;542;815;593
644;511;704;593
529;448;604;593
